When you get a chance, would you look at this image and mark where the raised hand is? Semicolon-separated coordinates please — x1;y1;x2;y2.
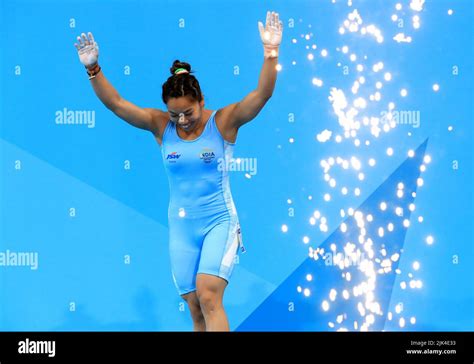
74;32;99;68
258;11;283;58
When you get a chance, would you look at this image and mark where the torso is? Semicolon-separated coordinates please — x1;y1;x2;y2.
159;108;238;218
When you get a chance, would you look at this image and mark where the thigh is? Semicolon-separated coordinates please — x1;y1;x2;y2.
168;217;203;295
198;217;241;282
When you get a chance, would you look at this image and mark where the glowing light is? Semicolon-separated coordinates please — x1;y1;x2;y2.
413;261;420;271
448;9;453;15
178;208;186;218
312;78;324;87
322;300;330;311
303;236;310;244
341;223;347;233
281;224;288;233
316;130;332;144
342;187;348;195
380;202;387;211
417;178;424;187
393;33;412;43
408;149;415;157
386;147;394;156
307;53;314;61
304;288;311;297
397;190;404;198
369;158;376;166
426;235;434;245
410;317;416;324
433;84;440;92
403;219;410;228
400;282;407;289
396;3;402;10
342;45;349;53
395;303;403;314
399;317;406;328
329;289;337;301
306;274;313;281
321;49;328;57
400;89;408;97
388;223;394;232
418;216;424;223
324;193;331;202
424;155;431;164
378;227;384;237
410;0;425;12
409;203;416;211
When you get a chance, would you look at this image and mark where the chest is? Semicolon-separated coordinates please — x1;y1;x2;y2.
161;132;225;176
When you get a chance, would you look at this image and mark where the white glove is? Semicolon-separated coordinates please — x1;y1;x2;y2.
74;32;99;68
258;11;283;58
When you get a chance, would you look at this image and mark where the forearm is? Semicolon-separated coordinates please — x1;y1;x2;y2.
256;55;278;99
88;69;121;111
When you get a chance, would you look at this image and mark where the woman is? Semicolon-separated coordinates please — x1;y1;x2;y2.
74;11;283;331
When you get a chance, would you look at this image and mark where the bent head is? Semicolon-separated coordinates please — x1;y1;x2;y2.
162;60;204;132
167;95;205;132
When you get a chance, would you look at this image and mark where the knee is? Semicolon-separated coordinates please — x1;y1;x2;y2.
184;296;204;322
197;289;221;314
189;302;204;321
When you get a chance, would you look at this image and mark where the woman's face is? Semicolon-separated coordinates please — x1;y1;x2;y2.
167;96;204;132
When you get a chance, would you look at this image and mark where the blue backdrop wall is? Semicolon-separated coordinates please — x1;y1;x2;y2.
1;0;472;331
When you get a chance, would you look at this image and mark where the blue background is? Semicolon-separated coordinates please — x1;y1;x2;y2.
1;0;472;331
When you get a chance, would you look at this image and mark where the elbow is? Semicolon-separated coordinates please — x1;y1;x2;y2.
106;97;122;113
256;90;272;101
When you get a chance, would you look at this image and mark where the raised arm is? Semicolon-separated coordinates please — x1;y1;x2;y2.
74;32;167;136
217;11;283;133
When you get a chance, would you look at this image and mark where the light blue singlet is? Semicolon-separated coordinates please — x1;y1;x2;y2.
160;110;245;296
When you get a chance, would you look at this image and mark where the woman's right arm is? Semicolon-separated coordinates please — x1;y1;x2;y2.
75;32;167;136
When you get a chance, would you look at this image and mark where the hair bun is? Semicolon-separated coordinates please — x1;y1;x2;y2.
170;60;192;75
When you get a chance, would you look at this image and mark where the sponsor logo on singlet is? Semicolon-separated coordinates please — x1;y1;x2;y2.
166;152;181;163
199;148;216;163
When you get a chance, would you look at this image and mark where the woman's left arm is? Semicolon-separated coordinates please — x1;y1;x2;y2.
218;11;283;130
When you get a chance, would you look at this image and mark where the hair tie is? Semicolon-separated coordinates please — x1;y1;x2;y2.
174;68;189;75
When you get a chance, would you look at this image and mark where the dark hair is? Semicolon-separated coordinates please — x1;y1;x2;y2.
161;60;203;105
